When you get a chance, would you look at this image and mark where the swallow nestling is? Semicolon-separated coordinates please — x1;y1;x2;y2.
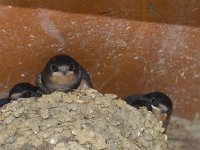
8;82;42;102
36;54;93;94
125;92;173;131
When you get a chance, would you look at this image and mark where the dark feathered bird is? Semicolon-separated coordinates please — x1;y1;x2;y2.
0;82;41;107
36;54;93;94
125;91;173;132
8;82;42;101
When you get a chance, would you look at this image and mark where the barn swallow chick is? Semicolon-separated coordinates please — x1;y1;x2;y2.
125;92;173;132
8;83;42;102
36;54;93;94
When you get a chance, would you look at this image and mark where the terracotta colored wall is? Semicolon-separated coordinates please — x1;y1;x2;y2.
0;0;200;119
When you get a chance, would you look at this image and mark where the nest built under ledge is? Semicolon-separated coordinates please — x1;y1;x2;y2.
0;89;167;150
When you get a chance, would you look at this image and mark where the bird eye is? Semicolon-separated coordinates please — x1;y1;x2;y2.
50;64;59;72
151;98;158;106
69;63;75;71
23;91;33;98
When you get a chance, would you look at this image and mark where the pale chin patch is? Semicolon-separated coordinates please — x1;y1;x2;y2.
151;105;161;111
151;105;161;112
52;71;74;76
52;72;63;76
151;104;168;115
159;104;169;113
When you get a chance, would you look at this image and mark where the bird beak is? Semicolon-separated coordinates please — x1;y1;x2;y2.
60;66;70;75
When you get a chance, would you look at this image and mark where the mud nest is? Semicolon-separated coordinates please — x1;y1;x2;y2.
0;89;167;150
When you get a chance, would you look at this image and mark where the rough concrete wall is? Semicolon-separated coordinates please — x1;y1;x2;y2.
0;0;199;119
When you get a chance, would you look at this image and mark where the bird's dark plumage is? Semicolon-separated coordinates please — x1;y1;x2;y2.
9;82;41;101
36;54;93;94
125;91;173;132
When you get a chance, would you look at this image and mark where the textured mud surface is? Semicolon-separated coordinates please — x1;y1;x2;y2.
168;117;200;150
0;89;167;150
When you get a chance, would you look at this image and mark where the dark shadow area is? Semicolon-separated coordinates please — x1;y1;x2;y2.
0;0;200;27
